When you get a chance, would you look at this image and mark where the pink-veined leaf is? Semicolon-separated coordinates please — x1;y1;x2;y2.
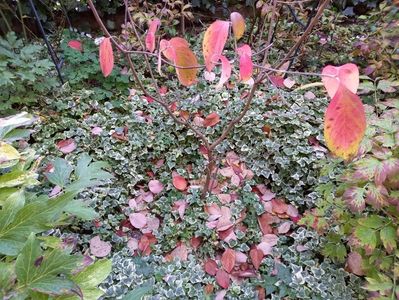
221;248;236;273
324;85;366;160
56;139;76;154
237;44;253;82
89;236;111;257
129;212;147;229
173;175;188;191
249;248;264;270
68;40;83;52
322;63;359;98
204;259;218;276
216;269;230;289
203;20;230;72
145;18;160;53
230;12;245;40
99;37;114;77
148;180;164;194
216;55;232;89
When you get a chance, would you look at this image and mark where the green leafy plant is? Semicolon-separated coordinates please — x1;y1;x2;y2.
0;32;59;115
0;112;112;299
301;99;399;298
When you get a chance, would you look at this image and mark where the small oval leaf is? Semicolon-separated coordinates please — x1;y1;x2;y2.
203;20;230;72
230;12;245;40
99;37;114;77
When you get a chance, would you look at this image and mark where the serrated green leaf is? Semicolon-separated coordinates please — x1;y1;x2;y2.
15;233;41;286
0;261;15;292
365;274;392;292
0;189;25;229
358;215;385;229
64;200;98;220
30;277;76;296
355;226;377;250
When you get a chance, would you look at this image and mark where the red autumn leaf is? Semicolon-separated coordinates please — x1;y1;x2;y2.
221;248;236;273
271;199;288;215
215;55;232;90
237;44;253;82
145;18;160;53
346;251;364;276
216;269;230;289
99;37;114;77
322;63;359;98
138;233;156;256
230;12;245;40
173;175;188;191
190;236;202;249
129;212;147;229
204;259;218;276
269;75;285;88
250;248;264;270
68;40;83;52
258;213;274;235
202;20;230;72
89;236;111;257
56;139;76;154
203;112;220;127
324;85;366;160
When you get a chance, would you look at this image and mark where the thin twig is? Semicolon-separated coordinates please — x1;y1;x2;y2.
262;0;278;65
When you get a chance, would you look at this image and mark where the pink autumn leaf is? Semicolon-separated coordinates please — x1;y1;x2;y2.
206;220;218;229
235;251;248;264
203;112;220;127
89;236;111;257
217;194;232;203
204;259;218;276
286;205;299;218
219;227;237;242
231;174;240;186
215;55;232;90
49;185;62;197
173;175;188;191
250;248;264;270
257;242;273;255
204;71;216;81
148;180;164;194
262;234;279;246
283;78;296;89
207;203;221;216
56;139;76;154
146;216;160;231
99;37;114;77
68;40;83;52
145;18;160;53
171;243;188;261
277;222;291;234
346;251;364;276
127;238;139;253
215;290;227;300
217;218;234;232
237;44;253;82
219;167;235;177
129;212;147;229
322;63;359;98
203;20;230;72
91;126;103;135
221;248;236;273
142;191;154;203
216;269;230;289
174;200;188;219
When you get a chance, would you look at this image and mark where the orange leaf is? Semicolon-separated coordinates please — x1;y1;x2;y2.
160;38;198;86
203;112;220;127
221;248;236;273
215;55;232;90
145;19;160;53
174;46;198;86
322;63;359;98
216;269;230;289
237;44;253;82
324;85;366;160
99;37;114;77
173;175;188;191
160;37;190;61
250;248;264;270
202;20;230;72
230;12;245;40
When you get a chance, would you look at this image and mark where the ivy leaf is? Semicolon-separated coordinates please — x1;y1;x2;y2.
354;225;377;250
380;226;397;253
324;85;366;160
99;37;114;77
